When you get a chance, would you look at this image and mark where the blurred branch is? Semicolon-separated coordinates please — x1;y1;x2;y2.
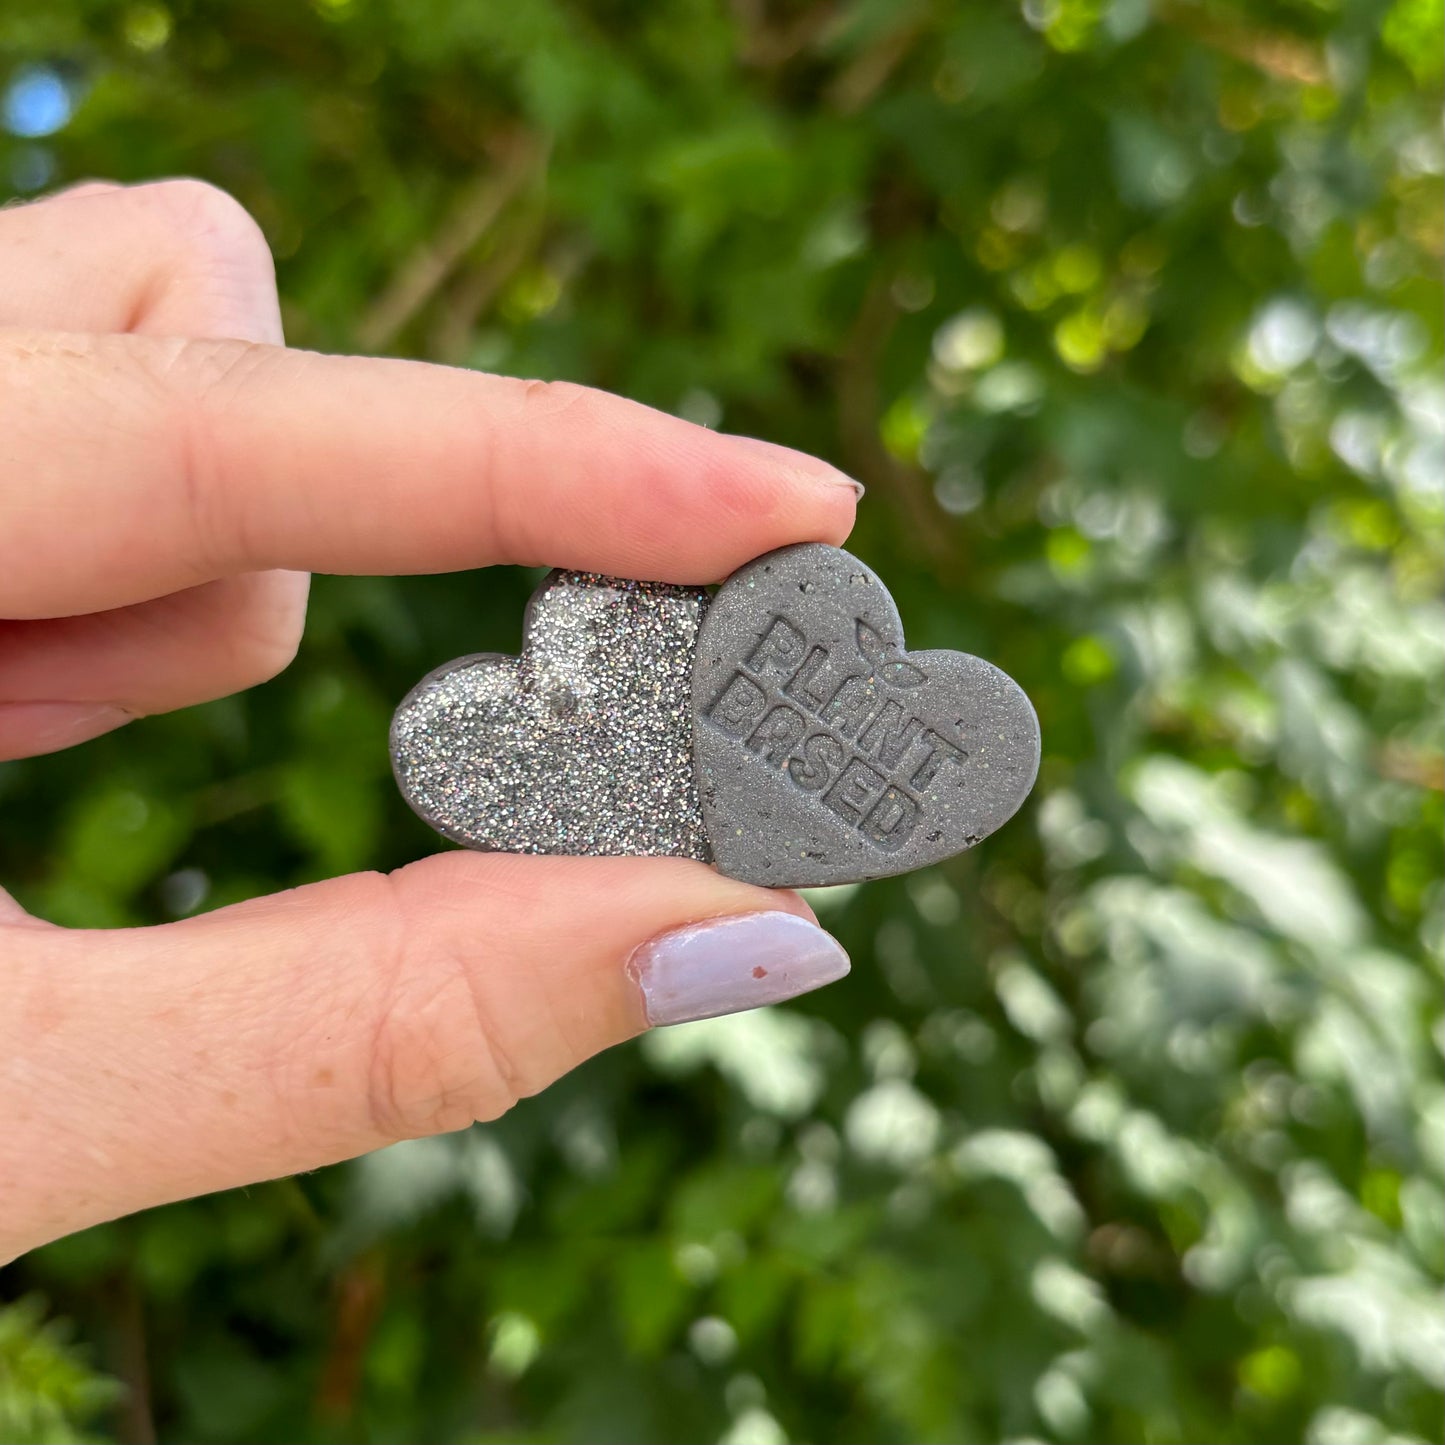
113;1272;155;1445
316;1250;386;1422
191;767;282;827
1154;0;1328;84
731;0;838;67
356;133;547;353
1379;742;1445;792
836;267;959;576
824;4;932;114
429;208;546;365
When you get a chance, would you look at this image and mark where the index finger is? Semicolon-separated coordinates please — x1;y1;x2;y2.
0;331;860;618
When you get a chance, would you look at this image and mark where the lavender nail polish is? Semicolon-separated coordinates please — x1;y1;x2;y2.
628;911;850;1027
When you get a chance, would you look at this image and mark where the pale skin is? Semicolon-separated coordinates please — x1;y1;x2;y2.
0;179;859;1262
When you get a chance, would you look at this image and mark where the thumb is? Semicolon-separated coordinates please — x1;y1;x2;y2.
2;855;848;1257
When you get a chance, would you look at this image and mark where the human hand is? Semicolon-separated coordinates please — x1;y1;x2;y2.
0;180;858;1262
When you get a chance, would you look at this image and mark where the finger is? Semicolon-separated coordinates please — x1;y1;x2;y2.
1;856;850;1257
0;180;305;750
0;179;283;343
44;180;124;196
0;331;860;618
0;881;36;926
0;571;309;760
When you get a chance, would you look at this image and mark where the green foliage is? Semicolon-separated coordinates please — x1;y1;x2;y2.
1;1;1441;1442
0;1297;122;1444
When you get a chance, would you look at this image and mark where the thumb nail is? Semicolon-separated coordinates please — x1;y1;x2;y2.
627;910;850;1027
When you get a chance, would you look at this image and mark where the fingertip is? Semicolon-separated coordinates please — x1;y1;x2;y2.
375;853;836;1091
627;907;850;1028
757;886;820;927
409;854;842;1036
35;178;126;205
725;434;865;503
701;431;861;535
638;428;859;582
556;408;861;583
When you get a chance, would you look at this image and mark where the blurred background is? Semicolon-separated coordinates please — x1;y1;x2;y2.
0;1;1441;1442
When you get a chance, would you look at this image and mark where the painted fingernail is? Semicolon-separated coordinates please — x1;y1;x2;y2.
628;910;851;1027
727;435;865;499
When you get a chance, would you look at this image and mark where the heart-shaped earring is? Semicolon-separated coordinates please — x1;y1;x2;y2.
691;544;1039;886
390;571;713;861
390;545;1039;886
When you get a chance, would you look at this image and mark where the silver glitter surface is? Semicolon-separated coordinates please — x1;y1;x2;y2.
391;571;712;860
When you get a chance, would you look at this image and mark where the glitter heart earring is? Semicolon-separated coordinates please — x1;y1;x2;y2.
390;571;713;860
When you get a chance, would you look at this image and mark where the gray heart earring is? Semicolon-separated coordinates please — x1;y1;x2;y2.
692;545;1039;886
390;545;1040;886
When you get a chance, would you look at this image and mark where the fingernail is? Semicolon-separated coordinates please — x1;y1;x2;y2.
0;702;132;760
628;910;851;1027
728;435;865;500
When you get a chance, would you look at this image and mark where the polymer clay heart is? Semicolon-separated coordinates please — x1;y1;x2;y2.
691;543;1040;887
391;571;713;861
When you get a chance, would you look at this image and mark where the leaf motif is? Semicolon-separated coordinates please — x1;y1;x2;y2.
878;658;928;687
855;619;889;666
856;619;926;685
